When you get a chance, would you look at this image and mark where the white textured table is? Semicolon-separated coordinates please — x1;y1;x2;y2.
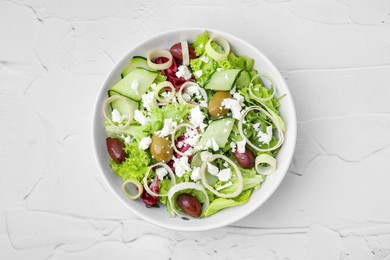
1;0;390;259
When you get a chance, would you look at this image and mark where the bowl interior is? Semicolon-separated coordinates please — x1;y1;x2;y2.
93;28;296;231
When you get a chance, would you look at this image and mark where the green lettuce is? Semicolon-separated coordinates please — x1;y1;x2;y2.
109;141;151;181
192;31;210;56
150;103;192;132
105;123;151;141
203;188;253;217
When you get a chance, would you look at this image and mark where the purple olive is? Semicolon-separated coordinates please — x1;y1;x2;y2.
106;137;126;163
177;193;202;217
233;148;255;169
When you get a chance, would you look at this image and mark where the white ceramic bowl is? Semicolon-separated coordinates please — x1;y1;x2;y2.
93;28;296;231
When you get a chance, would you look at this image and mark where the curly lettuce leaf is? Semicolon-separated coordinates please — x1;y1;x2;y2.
203;188;253;217
192;31;209;56
109;141;151;181
150;103;192;132
105;123;151;142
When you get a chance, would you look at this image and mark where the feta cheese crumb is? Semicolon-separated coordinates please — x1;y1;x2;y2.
236;139;246;153
218;168;232;182
156;118;177;137
134;109;151;126
156;167;168;180
200;151;213;161
257;125;273;145
111;109;125;123
223;162;229;168
173;156;191;177
186;86;200;96
123;135;131;144
253;123;260;131
194;70;203;77
175;65;192;80
139;136;152;150
211;138;219;151
207;163;219;176
190;167;201;182
216;68;222;72
199;43;204;48
230;142;237;153
221;98;243;120
141;91;156;111
150;83;157;90
189;106;206;131
131;79;139;95
200;56;209;63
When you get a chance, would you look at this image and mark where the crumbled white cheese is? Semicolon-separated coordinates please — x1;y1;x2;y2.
199;100;208;108
216;181;233;191
223;128;228;133
111;109;125;123
189;106;206;131
223;162;229;168
216;68;222;72
200;151;213;161
230;142;237;153
257;125;273;145
233;92;245;105
131;79;139;95
177;141;183;148
226;120;232;126
134;109;150;126
156;167;168;180
184;128;199;147
182;93;191;102
190;167;201;182
221;98;242;120
173;156;191;177
150;83;157;90
199;43;204;48
200;56;209;63
207;163;219;176
230;87;236;95
205;138;219;151
175;65;192;80
142;91;156;111
156;118;177;137
186;86;200;96
218;168;232;182
236;139;246;153
123;135;131;144
160;91;169;98
253;123;260;131
194;70;203;78
139;136;152;150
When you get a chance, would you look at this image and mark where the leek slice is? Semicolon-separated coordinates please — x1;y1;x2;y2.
200;154;243;198
143;162;176;197
205;35;230;61
248;73;275;102
103;95;135;129
238;106;284;152
177;82;208;107
122;178;143;200
181;40;190;66
155;81;176;105
255;154;277;175
171;123;198;156
147;49;173;70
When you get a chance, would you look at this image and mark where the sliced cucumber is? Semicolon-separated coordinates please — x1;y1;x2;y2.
121;56;152;78
198;118;235;149
235;70;251;89
108;91;138;120
190;152;203;168
204;69;242;91
110;68;158;101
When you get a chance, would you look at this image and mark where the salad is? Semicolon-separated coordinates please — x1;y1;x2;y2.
103;31;285;218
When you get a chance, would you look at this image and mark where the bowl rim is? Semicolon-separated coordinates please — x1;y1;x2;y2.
92;27;297;231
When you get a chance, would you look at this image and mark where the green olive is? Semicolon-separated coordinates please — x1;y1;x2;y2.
208;91;231;118
149;135;173;163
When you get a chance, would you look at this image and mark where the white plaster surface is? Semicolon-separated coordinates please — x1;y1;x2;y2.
1;0;390;259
